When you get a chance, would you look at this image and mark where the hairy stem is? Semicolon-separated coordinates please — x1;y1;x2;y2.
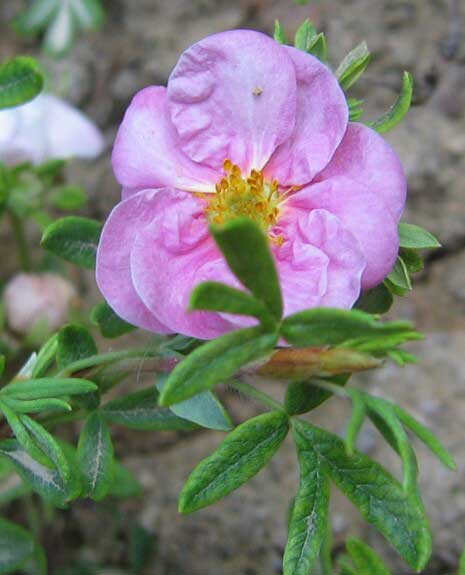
230;380;284;412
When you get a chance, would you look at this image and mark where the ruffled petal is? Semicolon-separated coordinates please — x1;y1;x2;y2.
112;86;219;196
96;189;172;333
273;207;364;312
314;123;407;220
43;95;104;160
130;189;238;339
288;176;398;289
264;47;348;186
167;30;297;173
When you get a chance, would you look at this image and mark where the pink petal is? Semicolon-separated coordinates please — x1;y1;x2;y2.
130;189;237;339
264;47;348;186
289;176;398;289
96;189;172;333
273;207;364;312
112;86;219;197
315;123;407;220
44;95;104;160
167;30;297;173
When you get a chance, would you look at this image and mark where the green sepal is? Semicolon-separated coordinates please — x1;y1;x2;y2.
274;20;288;44
90;302;136;339
336;41;371;91
398;223;441;250
369;71;414;134
308;33;327;61
294;19;317;51
355;284;393;315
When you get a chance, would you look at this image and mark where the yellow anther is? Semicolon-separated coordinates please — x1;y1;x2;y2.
206;159;286;237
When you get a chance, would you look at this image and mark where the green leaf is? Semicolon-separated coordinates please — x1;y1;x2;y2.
386;256;412;292
1;397;71;414
1;377;97;400
0;57;44;109
284;429;329;575
355;284;393;315
0;400;51;467
49;185;87;211
108;460;142;498
129;524;156;575
31;334;58;378
211;217;283;320
336;42;371;90
70;0;105;30
102;388;197;431
346;538;392;575
159;326;278;406
0;440;70;506
294;19;317;51
308;33;327;61
292;420;432;571
41;216;102;269
285;375;349;415
14;0;58;34
190;281;273;326
398;223;441;250
0;517;36;574
0;356;5;379
43;1;76;56
156;376;232;431
280;307;415;348
345;394;366;456
179;411;289;513
274;20;287;44
90;302;136;338
19;415;73;492
57;324;97;370
369;71;414;134
394;405;456;470
78;411;114;501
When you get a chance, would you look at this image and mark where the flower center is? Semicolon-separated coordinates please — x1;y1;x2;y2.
205;160;282;233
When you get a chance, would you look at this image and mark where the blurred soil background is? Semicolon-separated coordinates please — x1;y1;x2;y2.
1;0;465;573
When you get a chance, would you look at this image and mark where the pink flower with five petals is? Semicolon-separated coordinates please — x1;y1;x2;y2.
96;30;406;340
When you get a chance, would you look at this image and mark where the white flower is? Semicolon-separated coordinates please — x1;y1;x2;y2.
0;93;105;165
4;273;77;335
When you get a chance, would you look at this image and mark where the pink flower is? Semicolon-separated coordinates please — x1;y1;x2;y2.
97;30;406;340
0;94;104;165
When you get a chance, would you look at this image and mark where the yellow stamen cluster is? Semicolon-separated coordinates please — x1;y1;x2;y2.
206;160;282;233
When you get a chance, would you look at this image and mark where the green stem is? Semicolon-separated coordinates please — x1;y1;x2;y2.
230;380;284;412
54;348;162;377
9;211;31;271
